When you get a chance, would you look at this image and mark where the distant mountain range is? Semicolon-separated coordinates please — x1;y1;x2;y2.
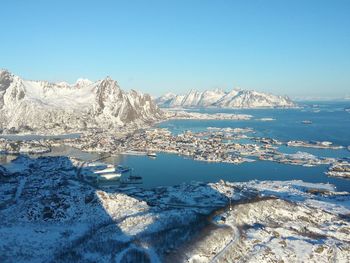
156;88;296;108
0;70;162;133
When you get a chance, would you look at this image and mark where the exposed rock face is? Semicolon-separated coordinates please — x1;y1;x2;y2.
0;70;13;109
0;70;163;133
156;88;296;108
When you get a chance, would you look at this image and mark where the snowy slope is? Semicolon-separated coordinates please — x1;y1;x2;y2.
156;88;296;108
0;70;162;133
1;155;349;262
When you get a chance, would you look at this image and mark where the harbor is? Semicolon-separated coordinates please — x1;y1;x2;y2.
1;102;349;190
79;161;144;187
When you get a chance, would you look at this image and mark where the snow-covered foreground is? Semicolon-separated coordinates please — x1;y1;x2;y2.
1;156;350;262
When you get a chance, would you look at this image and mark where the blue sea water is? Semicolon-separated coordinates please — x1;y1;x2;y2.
111;153;350;192
158;101;350;147
112;101;350;191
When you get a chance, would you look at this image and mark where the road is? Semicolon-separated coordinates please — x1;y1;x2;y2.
210;225;240;263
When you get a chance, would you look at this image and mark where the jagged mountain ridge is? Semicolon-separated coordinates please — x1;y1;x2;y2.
0;70;162;133
156;88;296;108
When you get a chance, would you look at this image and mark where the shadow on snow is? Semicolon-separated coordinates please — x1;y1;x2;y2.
0;154;237;263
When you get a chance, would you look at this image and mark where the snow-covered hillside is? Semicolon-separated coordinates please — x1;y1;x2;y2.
1;156;349;262
0;70;162;133
156;88;296;108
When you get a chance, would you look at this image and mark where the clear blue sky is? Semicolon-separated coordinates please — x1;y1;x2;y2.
1;0;350;98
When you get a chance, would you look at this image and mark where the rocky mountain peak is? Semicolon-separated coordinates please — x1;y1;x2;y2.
75;78;92;87
157;88;296;108
0;69;13;91
0;70;162;133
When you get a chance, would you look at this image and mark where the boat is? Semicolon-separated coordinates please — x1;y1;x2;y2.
147;152;157;157
94;165;116;174
87;162;105;166
123;150;147;156
87;162;107;169
98;172;122;180
116;165;131;173
128;175;142;180
302;120;312;124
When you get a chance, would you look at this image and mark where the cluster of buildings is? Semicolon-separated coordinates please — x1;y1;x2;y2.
120;128;257;164
0;139;50;154
1;125;348;179
259;151;335;167
287;140;344;149
326;160;350;178
117;128;348;171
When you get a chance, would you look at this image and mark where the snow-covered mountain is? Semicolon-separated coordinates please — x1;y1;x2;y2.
0;70;162;133
156;88;296;108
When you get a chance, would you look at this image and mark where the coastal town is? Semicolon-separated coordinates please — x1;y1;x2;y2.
1;122;349;181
